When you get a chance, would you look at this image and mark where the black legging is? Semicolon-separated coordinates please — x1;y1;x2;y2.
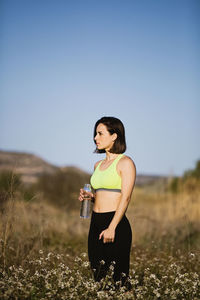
88;210;132;286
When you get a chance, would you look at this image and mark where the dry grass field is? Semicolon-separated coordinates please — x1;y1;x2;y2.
128;186;200;251
0;175;200;299
1;184;200;258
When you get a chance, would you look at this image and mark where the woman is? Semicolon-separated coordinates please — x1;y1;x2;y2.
79;116;136;288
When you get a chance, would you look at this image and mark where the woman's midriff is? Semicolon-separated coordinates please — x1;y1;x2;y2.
93;190;121;213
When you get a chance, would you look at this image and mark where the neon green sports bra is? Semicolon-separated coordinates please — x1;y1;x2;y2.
90;154;124;193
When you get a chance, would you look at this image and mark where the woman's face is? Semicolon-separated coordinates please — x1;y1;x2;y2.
94;123;117;151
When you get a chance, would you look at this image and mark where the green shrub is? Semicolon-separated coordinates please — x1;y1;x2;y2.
0;171;22;207
36;169;90;210
183;160;200;180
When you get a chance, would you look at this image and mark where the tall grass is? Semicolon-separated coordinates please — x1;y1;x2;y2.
128;187;200;252
0;171;200;299
1;185;199;264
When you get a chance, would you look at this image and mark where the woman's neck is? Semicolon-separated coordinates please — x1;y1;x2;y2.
105;151;119;161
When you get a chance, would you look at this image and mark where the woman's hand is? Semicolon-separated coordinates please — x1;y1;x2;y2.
78;188;94;202
99;228;115;243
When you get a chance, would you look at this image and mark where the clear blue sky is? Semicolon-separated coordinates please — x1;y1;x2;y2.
0;0;199;176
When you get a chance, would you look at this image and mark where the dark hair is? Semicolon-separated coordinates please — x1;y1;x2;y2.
93;116;126;153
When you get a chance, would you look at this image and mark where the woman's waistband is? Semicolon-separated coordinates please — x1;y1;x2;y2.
92;210;116;216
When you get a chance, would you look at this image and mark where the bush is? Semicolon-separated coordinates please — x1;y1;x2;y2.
36;169;90;210
168;177;180;193
0;171;22;207
168;159;200;193
183;160;200;180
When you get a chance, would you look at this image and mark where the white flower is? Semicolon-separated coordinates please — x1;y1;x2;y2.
34;271;39;277
109;265;114;271
81;252;87;258
83;261;90;268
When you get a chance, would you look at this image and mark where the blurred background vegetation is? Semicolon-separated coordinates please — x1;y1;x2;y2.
169;160;200;194
0;154;200;270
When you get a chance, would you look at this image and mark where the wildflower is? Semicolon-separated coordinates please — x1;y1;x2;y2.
100;260;105;265
34;270;40;277
82;261;90;268
164;288;170;294
109;265;114;271
58;263;66;269
150;274;156;279
81;252;87;258
74;256;82;263
45;283;52;290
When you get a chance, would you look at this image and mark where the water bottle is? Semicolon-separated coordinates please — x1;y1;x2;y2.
80;184;91;219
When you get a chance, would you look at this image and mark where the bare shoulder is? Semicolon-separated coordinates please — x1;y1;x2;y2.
94;159;103;170
119;155;136;172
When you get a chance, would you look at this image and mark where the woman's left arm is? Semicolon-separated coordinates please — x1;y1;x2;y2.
99;156;136;243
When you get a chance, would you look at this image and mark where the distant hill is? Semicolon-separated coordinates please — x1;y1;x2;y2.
0;150;59;184
0;150;167;186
